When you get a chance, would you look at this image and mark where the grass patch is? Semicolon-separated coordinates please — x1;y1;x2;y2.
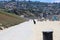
0;11;25;30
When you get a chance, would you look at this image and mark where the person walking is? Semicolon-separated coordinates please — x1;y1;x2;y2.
33;19;36;24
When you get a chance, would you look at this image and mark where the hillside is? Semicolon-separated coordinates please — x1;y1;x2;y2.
3;1;60;19
0;11;25;30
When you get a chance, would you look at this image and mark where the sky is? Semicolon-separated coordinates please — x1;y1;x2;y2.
54;0;60;3
0;0;60;3
31;0;60;3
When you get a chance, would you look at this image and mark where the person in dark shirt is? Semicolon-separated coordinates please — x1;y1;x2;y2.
33;19;36;24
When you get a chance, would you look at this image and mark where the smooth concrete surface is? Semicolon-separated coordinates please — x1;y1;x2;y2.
0;20;60;40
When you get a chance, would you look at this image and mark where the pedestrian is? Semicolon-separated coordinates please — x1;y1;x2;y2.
33;19;36;24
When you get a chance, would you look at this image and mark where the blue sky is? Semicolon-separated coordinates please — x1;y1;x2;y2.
0;0;60;3
30;0;53;2
30;0;60;3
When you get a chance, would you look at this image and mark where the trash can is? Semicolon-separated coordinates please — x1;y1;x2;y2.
43;30;53;40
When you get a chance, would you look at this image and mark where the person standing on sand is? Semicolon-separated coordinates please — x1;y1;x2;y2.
33;19;36;24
